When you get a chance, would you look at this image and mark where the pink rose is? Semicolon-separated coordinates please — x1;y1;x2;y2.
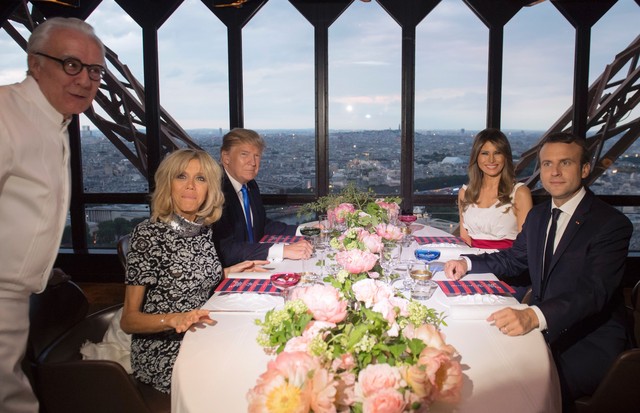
290;284;348;323
352;278;393;308
358;231;383;254
355;364;403;398
376;200;400;223
401;364;433;399
309;368;338;413
388;296;409;317
362;387;406;413
284;335;312;353
402;324;456;356
331;352;356;371
418;347;463;403
335;371;356;409
371;299;402;337
335;249;378;274
375;223;404;241
332;203;356;223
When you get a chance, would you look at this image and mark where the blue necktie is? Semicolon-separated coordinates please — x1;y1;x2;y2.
241;185;254;243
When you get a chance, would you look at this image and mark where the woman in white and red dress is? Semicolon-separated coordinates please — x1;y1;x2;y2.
458;128;533;300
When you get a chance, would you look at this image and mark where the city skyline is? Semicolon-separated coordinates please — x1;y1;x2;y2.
0;0;639;131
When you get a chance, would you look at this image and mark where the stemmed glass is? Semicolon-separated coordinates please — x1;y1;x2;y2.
380;242;402;284
300;226;321;257
270;273;301;301
398;213;417;235
313;238;328;281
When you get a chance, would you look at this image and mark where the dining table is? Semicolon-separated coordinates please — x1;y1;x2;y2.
171;223;562;413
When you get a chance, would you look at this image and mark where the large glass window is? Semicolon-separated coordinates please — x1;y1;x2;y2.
84;3;147;193
84;204;149;249
159;0;229;133
328;1;401;195
414;1;486;196
243;1;315;195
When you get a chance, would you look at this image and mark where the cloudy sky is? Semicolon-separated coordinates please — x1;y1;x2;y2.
1;0;639;131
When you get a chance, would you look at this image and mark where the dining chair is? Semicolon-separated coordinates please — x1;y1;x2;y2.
35;304;171;413
117;233;131;271
24;270;89;389
633;279;640;346
573;279;640;413
573;348;640;413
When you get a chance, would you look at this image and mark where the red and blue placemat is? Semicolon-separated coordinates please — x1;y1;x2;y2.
413;236;466;245
436;280;515;296
259;234;304;244
215;278;280;295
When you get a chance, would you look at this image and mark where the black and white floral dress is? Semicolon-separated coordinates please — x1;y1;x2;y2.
125;214;223;393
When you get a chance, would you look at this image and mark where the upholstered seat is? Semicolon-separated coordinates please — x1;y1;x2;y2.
36;304;170;413
117;234;131;271
573;279;640;413
24;271;89;389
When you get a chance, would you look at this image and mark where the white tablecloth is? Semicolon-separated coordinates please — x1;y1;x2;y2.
171;225;561;413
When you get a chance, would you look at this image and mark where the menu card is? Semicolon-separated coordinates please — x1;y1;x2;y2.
436;280;515;296
259;234;304;244
413;236;466;245
215;278;280;295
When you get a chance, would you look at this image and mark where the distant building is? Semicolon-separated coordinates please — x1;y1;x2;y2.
441;156;464;165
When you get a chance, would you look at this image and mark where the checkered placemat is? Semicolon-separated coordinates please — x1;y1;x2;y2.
414;236;466;245
259;234;304;244
436;280;515;296
215;278;280;295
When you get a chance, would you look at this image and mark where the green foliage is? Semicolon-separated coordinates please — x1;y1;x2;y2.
298;183;399;216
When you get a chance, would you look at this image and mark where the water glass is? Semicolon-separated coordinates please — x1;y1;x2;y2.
410;261;437;300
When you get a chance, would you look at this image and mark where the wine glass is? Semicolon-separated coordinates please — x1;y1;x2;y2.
300;226;321;257
270;273;301;301
398;213;417;235
380;242;402;284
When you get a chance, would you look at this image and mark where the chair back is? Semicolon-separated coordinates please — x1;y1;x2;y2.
27;274;89;363
574;348;640;413
117;234;131;271
633;280;640;346
36;304;170;413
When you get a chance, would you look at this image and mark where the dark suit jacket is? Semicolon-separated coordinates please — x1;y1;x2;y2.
467;188;632;399
212;172;297;266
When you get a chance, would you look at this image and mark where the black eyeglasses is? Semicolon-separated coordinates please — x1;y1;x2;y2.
34;52;105;81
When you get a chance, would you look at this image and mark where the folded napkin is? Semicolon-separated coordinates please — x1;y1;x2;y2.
450;303;528;320
215;278;280;295
436;280;516;296
260;234;304;244
80;307;132;373
414;236;466;245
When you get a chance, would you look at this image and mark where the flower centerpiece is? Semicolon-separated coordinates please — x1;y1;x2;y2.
248;277;462;412
248;195;463;412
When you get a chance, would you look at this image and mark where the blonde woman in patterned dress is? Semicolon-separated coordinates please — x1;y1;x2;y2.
121;148;266;394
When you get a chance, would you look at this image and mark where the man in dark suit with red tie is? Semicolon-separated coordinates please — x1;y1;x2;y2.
444;132;633;408
212;128;313;266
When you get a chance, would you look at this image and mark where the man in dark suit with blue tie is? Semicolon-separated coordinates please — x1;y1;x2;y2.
212;128;313;266
444;132;633;408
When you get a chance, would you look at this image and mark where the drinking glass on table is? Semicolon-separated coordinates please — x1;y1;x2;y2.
380;242;402;284
319;214;333;243
300;226;321;257
409;261;437;300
